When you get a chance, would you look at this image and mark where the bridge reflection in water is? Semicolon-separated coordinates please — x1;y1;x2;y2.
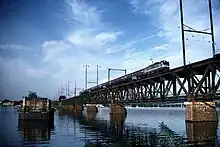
17;119;55;145
58;109;218;147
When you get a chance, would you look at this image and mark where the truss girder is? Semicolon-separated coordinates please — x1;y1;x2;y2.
86;61;220;103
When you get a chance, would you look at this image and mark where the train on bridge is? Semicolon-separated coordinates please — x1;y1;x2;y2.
77;52;220;105
81;60;170;94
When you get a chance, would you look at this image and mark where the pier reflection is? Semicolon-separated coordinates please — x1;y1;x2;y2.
109;114;126;140
57;110;219;146
186;121;218;146
17;120;54;145
58;108;83;119
81;112;184;146
86;112;97;121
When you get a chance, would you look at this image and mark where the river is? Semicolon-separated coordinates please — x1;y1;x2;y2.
0;107;220;147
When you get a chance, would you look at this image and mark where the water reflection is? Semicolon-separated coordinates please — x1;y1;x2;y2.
58;108;83;119
59;110;183;146
2;107;220;146
81;112;219;146
186;122;218;146
17;119;54;145
87;112;97;121
47;109;219;146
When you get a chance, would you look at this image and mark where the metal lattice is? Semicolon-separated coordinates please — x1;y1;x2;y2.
82;56;220;104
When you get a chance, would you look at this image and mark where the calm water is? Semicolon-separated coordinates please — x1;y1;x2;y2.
1;107;220;147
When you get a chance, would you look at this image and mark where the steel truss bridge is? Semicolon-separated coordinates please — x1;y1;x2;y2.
80;55;220;104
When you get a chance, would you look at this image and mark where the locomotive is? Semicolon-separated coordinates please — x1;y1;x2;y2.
143;60;170;75
120;60;170;81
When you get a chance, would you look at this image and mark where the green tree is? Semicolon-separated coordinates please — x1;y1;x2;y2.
27;91;38;98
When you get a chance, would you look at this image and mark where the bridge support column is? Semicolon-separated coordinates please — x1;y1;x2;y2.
73;104;83;112
185;102;218;122
110;114;126;125
86;112;97;121
62;104;83;112
186;122;217;145
109;103;127;115
86;105;98;113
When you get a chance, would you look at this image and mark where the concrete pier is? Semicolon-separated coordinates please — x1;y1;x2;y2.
186;122;217;146
185;102;218;122
109;103;127;115
86;105;98;113
74;105;83;112
110;114;126;125
86;112;97;121
62;104;83;112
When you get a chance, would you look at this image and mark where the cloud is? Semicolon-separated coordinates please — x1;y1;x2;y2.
106;34;158;54
0;57;56;99
128;0;220;67
95;32;120;43
1;0;220;100
129;0;166;15
42;40;72;63
0;44;27;50
2;0;130;99
152;44;169;51
26;68;50;78
66;29;122;54
65;0;104;29
41;0;159;86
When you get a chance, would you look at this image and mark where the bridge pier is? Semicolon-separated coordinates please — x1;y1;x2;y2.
86;111;97;121
109;102;127;115
185;102;218;122
110;114;126;125
186;122;217;145
86;105;98;113
62;104;83;112
73;104;83;112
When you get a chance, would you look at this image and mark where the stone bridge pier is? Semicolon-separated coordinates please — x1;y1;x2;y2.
109;101;127;116
185;101;218;122
186;121;217;145
86;104;98;113
61;104;83;112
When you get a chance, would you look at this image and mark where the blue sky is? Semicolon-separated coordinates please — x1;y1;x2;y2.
0;0;220;100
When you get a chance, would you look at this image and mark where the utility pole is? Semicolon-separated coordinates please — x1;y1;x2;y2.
58;87;60;98
83;64;90;90
67;81;71;97
83;65;98;87
108;68;110;82
107;68;127;82
60;84;64;95
97;65;101;85
208;0;215;56
179;0;186;66
65;84;68;97
74;81;76;97
179;0;216;66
